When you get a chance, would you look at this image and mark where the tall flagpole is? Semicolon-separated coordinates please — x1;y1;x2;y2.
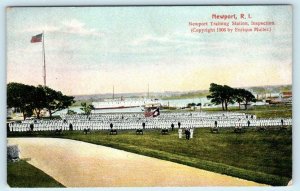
113;85;114;100
42;31;46;87
147;83;149;99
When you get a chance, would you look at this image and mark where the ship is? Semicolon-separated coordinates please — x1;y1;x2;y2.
92;98;161;110
92;84;161;110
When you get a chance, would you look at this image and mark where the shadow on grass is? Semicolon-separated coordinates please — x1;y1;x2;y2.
7;160;65;188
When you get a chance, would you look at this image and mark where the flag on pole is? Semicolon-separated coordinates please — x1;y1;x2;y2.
144;107;160;117
31;33;43;43
144;110;153;117
152;107;160;117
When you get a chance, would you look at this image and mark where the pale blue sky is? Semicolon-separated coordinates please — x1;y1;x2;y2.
7;6;292;95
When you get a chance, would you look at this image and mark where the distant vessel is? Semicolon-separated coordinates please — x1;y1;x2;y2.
92;84;161;110
92;98;161;110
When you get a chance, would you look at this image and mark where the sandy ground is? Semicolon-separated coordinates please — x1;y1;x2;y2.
7;138;266;187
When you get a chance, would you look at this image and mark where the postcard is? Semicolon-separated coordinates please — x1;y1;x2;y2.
6;5;292;187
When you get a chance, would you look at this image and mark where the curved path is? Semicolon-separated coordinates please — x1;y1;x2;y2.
8;138;266;187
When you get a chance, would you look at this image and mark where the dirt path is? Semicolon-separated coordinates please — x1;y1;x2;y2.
8;138;266;187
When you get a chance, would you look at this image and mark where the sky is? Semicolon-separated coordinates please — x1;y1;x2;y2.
6;6;292;95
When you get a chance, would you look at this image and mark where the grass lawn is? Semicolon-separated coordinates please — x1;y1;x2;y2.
202;104;292;118
8;127;292;186
7;160;64;187
243;105;292;118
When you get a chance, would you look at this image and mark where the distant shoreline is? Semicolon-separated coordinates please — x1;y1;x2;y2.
72;84;291;101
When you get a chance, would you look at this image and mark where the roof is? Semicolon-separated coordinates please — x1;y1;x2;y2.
281;91;292;98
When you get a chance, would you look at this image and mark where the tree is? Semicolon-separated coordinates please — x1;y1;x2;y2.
7;83;75;119
233;88;256;110
207;83;256;110
67;109;77;115
222;85;235;111
7;82;36;120
233;88;245;110
207;83;235;111
196;103;202;111
242;90;256;110
207;83;225;110
32;85;47;119
81;102;95;115
187;103;196;108
43;86;75;118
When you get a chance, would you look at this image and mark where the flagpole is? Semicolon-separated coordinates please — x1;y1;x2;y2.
42;31;46;87
147;83;149;99
113;86;114;100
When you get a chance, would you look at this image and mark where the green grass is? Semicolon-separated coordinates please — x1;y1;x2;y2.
162;104;292;119
8;127;292;186
202;104;292;118
243;105;292;118
7;160;65;187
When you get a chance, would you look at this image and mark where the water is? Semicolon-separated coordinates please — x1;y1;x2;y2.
161;98;210;108
93;107;143;113
54;98;207;115
53;107;85;116
54;97;267;115
53;105;143;115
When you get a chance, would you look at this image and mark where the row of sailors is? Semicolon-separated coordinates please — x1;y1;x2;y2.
17;117;291;126
22;117;262;127
63;115;257;123
22;118;62;124
18;118;270;128
65;118;276;128
84;111;251;118
8;118;291;132
20;116;289;125
61;112;256;121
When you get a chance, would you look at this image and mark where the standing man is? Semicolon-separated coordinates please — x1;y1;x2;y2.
110;123;113;129
185;128;191;140
178;122;181;129
30;123;34;132
69;123;73;131
171;123;174;131
142;122;146;130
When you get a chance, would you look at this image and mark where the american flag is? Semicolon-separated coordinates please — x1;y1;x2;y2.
31;33;43;43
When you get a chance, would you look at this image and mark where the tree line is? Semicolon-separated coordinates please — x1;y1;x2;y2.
207;83;256;110
7;82;257;120
7;82;75;120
